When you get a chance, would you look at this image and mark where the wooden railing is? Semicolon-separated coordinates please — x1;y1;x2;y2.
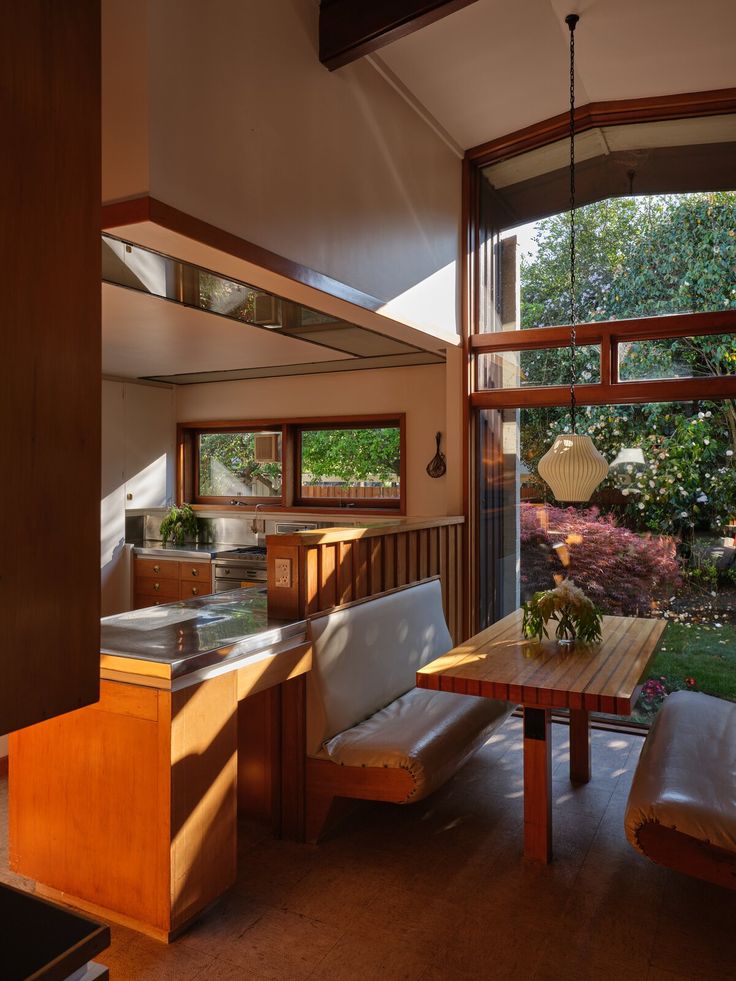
266;517;465;643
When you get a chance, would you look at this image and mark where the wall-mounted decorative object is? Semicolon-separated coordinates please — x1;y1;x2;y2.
426;432;447;478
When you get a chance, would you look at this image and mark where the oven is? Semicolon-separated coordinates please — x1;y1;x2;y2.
213;546;267;592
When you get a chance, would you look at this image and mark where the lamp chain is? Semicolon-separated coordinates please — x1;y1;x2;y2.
567;13;578;434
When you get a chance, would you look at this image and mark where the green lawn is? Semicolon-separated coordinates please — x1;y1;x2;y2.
630;621;736;722
645;621;736;700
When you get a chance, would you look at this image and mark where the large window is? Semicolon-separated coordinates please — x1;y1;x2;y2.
179;415;404;512
470;185;736;727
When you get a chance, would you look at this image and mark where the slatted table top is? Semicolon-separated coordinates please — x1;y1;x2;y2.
417;609;667;715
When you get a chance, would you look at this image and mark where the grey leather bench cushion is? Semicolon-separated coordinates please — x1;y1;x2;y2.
307;579;455;756
626;690;736;855
323;687;512;803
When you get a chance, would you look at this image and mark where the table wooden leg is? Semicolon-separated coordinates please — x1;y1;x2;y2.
569;708;591;784
523;706;552;863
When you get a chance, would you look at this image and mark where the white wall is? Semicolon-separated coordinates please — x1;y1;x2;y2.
103;0;461;340
176;363;461;516
102;380;176;614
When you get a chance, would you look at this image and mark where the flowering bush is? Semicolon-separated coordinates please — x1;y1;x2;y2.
636;674;698;719
520;503;681;615
522;580;603;644
617;411;736;536
535;405;736;538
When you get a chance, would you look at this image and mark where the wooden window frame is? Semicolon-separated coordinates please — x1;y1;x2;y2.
293;415;406;512
188;423;287;506
177;414;406;515
470;309;736;410
462;89;736;636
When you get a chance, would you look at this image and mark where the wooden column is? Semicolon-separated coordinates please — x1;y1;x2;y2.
523;707;552;863
569;708;591;784
2;0;101;733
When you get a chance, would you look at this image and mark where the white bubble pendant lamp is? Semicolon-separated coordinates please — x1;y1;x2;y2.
537;13;608;503
538;434;609;502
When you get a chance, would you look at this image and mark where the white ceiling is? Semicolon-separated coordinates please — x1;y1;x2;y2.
377;0;736;150
102;284;350;379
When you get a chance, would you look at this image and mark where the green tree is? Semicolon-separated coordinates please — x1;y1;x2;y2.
301;428;400;485
518;191;736;532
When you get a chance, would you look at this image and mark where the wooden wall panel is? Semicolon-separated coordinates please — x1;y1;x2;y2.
267;519;465;643
1;1;101;733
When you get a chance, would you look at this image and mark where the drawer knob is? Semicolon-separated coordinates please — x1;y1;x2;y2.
154;582;160;591
191;586;199;595
153;564;160;574
191;568;199;577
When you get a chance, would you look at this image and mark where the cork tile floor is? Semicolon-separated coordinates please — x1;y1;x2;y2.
2;718;735;980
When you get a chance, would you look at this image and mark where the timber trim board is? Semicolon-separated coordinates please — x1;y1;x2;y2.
101;195;386;314
319;0;481;71
467;88;736;167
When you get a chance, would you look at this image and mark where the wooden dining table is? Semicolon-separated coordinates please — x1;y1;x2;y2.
417;609;666;863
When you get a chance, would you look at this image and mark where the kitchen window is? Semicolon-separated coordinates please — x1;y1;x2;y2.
179;415;405;512
295;420;403;510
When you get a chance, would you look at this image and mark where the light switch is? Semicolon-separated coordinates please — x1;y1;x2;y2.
274;557;292;588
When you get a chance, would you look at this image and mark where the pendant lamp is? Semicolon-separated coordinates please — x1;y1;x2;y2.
537;13;608;503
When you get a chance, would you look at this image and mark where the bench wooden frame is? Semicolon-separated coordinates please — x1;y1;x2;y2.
302;578;506;842
635;821;736;891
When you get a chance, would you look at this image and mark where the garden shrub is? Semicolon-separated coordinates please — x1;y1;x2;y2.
520;503;680;615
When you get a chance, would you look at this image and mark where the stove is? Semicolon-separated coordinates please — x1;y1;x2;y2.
213;545;267;592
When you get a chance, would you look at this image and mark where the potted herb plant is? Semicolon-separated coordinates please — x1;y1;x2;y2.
159;504;200;546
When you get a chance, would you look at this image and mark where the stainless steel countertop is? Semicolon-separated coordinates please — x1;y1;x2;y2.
131;540;246;560
100;588;306;679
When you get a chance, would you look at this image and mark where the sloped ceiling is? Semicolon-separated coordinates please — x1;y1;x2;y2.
376;0;736;150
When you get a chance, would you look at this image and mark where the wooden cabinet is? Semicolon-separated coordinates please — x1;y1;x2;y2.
133;557;213;609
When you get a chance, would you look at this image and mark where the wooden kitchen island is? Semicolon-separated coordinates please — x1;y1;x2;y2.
9;589;310;942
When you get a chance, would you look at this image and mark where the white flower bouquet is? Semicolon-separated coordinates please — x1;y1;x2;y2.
522;579;603;645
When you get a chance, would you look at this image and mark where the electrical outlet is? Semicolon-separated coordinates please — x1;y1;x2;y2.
274;557;292;588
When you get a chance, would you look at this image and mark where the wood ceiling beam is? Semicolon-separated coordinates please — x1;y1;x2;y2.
319;0;480;71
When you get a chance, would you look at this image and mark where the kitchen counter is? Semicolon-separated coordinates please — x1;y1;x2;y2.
101;587;305;682
131;539;240;559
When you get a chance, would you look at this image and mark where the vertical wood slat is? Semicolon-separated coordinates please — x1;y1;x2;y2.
318;544;337;610
429;528;439;578
355;540;369;599
369;539;383;595
408;532;419;584
418;530;429;581
338;543;353;605
396;534;408;587
447;527;457;642
305;548;320;615
383;536;396;591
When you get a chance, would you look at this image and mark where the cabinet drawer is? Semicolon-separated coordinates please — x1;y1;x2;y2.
135;577;180;600
134;557;179;580
181;583;211;600
134;594;165;610
179;561;211;583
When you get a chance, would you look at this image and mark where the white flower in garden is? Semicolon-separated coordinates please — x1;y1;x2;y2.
638;503;645;510
706;411;712;417
659;488;667;495
697;493;708;503
622;489;630;496
698;412;705;419
704;439;710;445
727;450;734;457
679;512;688;518
649;480;655;488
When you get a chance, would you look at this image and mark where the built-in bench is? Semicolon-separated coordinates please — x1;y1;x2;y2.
304;578;513;841
625;690;736;890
